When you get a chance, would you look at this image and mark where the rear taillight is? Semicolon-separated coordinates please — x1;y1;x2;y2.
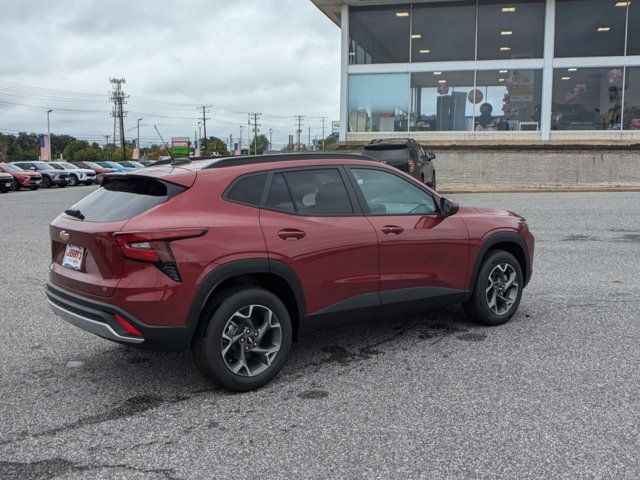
114;228;207;281
408;159;415;173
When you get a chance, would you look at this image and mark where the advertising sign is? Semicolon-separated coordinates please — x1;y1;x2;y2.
171;137;190;156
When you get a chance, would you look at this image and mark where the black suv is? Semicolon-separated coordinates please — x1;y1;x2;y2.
362;139;437;190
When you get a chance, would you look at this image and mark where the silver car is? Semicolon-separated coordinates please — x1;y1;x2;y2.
49;162;97;186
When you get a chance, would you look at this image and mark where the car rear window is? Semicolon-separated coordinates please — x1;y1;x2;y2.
363;145;410;164
64;177;183;222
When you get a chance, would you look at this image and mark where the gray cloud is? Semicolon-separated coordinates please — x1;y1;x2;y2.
0;0;340;147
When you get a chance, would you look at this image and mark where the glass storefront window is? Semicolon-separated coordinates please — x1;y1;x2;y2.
348;74;410;132
411;1;476;63
623;68;640;130
410;71;475;131
555;0;627;58
477;0;545;60
349;5;410;64
627;2;640;56
474;70;543;131
551;67;624;130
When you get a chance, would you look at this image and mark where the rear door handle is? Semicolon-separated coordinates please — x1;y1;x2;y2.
278;228;306;240
382;225;404;235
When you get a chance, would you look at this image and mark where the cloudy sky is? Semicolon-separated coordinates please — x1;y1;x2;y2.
0;0;340;149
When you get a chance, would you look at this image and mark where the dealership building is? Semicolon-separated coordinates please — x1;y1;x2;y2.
312;0;640;148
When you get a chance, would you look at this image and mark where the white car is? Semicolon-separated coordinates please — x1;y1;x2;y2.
49;162;97;186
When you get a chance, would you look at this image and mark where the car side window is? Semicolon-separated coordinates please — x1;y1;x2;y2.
282;168;353;215
226;172;266;207
351;168;437;215
265;173;295;213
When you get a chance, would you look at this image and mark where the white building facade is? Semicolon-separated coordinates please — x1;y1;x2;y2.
312;0;640;146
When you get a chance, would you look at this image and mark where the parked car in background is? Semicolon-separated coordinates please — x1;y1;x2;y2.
0;172;13;193
139;160;154;167
49;162;96;186
118;161;145;169
0;163;42;191
47;153;533;391
95;161;130;172
362;139;437;190
11;161;67;188
71;161;116;175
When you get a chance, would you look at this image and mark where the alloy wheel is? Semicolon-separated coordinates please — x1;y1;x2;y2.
486;263;519;315
220;304;282;377
10;179;19;191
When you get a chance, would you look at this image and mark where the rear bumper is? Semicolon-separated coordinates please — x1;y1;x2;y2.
46;282;193;350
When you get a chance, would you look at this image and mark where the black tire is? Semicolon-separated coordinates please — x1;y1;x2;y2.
9;179;20;191
0;189;8;194
30;186;39;191
83;181;93;186
58;182;67;188
41;176;51;188
68;175;79;186
463;250;523;326
193;287;292;391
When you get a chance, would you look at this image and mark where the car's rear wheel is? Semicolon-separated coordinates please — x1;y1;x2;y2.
463;250;523;326
68;175;79;186
41;176;51;188
10;179;19;191
193;287;292;391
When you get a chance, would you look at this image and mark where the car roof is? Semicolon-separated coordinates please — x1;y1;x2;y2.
365;138;416;147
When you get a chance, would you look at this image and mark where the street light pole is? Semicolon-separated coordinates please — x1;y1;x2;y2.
239;126;245;154
46;109;53;161
268;128;273;151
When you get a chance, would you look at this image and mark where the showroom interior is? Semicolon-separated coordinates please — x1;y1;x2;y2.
314;0;640;144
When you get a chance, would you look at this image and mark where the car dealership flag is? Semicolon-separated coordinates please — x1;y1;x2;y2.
39;135;51;161
132;139;140;160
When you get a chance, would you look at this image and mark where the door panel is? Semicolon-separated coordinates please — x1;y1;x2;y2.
349;167;469;294
260;209;379;315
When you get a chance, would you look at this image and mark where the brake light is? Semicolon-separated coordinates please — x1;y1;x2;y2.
114;228;207;281
408;159;415;173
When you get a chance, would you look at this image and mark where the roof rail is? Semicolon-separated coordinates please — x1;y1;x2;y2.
203;152;373;169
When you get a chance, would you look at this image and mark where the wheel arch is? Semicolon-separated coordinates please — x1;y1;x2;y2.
187;259;305;342
464;231;530;302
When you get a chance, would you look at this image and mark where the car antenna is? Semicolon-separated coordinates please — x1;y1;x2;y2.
154;125;175;161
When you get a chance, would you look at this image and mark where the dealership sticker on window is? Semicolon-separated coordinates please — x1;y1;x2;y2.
62;244;85;271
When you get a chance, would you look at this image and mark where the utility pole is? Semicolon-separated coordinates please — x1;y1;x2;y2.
248;113;261;155
136;118;142;160
268;128;273;151
46;109;53;161
319;117;327;151
198;105;212;153
239;126;245;154
308;126;311;151
294;115;304;151
110;78;128;156
103;134;111;159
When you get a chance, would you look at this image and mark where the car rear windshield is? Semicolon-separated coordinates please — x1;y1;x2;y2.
363;145;409;164
64;177;183;222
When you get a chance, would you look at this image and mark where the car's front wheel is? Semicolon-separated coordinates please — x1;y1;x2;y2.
41;176;51;188
193;287;292;391
68;175;79;186
10;179;20;191
463;250;523;326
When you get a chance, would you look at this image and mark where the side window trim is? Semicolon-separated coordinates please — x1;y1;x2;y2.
344;165;441;217
262;165;363;217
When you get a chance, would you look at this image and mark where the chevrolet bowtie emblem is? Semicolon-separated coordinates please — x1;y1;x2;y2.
59;230;70;242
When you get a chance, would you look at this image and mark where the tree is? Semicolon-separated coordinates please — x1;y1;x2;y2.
248;134;269;155
74;147;103;163
113;146;133;160
62;140;90;161
203;136;228;156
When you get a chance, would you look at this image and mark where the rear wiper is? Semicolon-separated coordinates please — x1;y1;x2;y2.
64;209;85;220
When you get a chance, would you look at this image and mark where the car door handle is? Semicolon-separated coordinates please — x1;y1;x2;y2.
382;225;404;235
278;228;306;240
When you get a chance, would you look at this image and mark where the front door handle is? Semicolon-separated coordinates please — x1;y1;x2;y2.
278;228;306;240
382;225;404;235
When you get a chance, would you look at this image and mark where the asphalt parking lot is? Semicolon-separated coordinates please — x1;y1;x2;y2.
1;186;639;479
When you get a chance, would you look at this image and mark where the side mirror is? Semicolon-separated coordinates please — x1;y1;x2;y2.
439;197;459;217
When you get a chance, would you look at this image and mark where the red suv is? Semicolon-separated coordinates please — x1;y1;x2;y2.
47;154;534;391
